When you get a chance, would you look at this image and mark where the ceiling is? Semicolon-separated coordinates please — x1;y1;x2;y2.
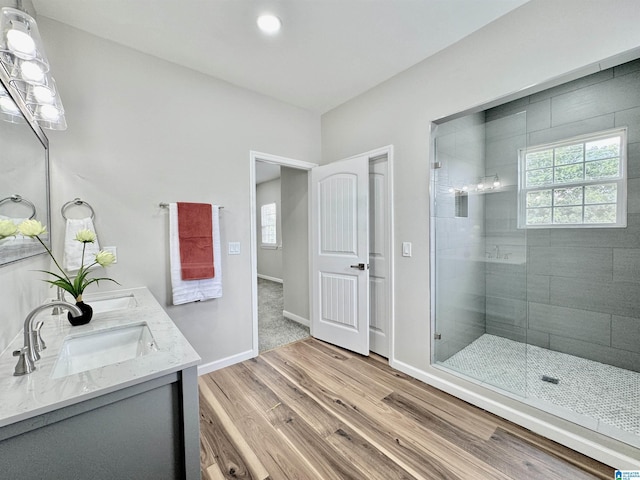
32;0;528;114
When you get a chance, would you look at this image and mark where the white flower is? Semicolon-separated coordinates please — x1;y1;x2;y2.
95;250;116;267
0;219;17;239
17;219;47;238
75;229;96;243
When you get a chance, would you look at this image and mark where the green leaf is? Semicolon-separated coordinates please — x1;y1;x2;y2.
82;277;121;290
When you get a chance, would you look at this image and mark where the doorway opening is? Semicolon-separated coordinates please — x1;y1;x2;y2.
250;152;317;356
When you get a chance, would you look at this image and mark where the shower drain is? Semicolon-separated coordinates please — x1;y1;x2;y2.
541;375;560;384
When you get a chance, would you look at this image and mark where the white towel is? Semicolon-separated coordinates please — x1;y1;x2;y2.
63;217;101;272
0;214;28;225
169;203;222;305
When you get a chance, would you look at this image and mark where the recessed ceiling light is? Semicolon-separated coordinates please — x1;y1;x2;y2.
257;14;281;34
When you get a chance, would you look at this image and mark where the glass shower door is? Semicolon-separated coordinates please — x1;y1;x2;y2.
431;110;529;397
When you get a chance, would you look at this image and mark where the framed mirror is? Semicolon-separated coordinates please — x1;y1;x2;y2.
0;69;50;265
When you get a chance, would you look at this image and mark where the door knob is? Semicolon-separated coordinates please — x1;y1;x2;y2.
350;263;369;270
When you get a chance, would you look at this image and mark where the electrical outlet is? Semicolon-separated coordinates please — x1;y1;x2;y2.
103;246;117;263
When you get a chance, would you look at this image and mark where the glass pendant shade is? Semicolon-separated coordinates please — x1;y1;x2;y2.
0;8;48;70
0;7;66;130
29;85;66;130
24;75;61;108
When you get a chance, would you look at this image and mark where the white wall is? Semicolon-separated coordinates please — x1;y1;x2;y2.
0;256;50;354
281;166;309;321
36;18;320;369
321;0;640;465
256;177;282;280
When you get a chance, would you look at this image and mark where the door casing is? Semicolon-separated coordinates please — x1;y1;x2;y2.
249;151;317;356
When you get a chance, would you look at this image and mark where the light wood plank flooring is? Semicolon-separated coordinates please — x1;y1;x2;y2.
199;338;614;479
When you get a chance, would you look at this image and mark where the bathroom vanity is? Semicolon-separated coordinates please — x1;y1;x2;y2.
0;287;201;480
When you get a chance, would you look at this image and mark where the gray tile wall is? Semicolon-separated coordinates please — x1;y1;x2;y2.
484;58;640;372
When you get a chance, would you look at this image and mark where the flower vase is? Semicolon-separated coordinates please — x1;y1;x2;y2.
68;301;93;326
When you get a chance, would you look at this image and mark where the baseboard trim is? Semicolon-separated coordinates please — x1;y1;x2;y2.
197;349;256;376
283;310;310;327
257;274;283;283
389;357;640;469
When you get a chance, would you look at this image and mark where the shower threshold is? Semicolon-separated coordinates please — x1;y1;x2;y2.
440;334;640;448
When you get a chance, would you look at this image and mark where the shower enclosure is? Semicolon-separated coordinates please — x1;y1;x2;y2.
430;58;640;449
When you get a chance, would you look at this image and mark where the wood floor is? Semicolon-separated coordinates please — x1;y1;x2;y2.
198;337;614;480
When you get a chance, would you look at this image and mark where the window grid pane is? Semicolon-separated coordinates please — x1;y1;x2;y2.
261;203;277;244
520;129;626;228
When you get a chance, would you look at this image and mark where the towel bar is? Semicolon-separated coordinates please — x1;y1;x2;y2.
159;202;223;209
61;198;95;220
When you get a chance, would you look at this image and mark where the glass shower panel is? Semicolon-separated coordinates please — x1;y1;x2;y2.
431;110;528;397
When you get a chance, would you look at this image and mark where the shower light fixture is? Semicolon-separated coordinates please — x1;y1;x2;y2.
476;174;501;192
0;4;66;130
449;174;502;195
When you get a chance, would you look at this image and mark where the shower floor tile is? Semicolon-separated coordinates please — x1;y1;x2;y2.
441;334;640;443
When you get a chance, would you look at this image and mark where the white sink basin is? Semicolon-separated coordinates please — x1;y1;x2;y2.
84;294;136;314
51;323;157;378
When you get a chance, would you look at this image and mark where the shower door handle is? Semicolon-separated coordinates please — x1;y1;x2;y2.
350;263;369;270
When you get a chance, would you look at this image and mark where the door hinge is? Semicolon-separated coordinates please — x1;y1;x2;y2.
434;333;442;340
432;162;442;169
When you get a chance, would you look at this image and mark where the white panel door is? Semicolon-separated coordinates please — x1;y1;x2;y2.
311;155;369;355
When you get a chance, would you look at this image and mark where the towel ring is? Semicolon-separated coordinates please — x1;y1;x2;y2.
0;194;36;219
61;198;95;220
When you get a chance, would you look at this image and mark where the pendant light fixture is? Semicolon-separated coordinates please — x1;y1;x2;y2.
0;2;66;130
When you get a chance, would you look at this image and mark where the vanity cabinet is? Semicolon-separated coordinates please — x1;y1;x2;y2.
0;287;202;480
0;366;200;480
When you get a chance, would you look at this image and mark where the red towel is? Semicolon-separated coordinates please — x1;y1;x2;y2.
177;202;214;280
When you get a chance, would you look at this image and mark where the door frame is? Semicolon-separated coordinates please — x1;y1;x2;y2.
249;151;318;357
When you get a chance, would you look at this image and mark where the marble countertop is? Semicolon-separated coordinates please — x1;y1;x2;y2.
0;287;200;428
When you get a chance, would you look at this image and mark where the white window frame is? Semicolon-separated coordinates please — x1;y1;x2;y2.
260;202;277;248
517;127;628;229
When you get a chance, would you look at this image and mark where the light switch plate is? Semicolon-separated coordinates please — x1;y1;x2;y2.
228;242;241;255
402;242;412;257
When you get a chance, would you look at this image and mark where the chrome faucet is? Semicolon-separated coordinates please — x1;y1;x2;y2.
51;286;66;315
13;301;82;376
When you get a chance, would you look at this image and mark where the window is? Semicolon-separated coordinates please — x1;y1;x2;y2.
260;203;277;246
518;128;627;228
